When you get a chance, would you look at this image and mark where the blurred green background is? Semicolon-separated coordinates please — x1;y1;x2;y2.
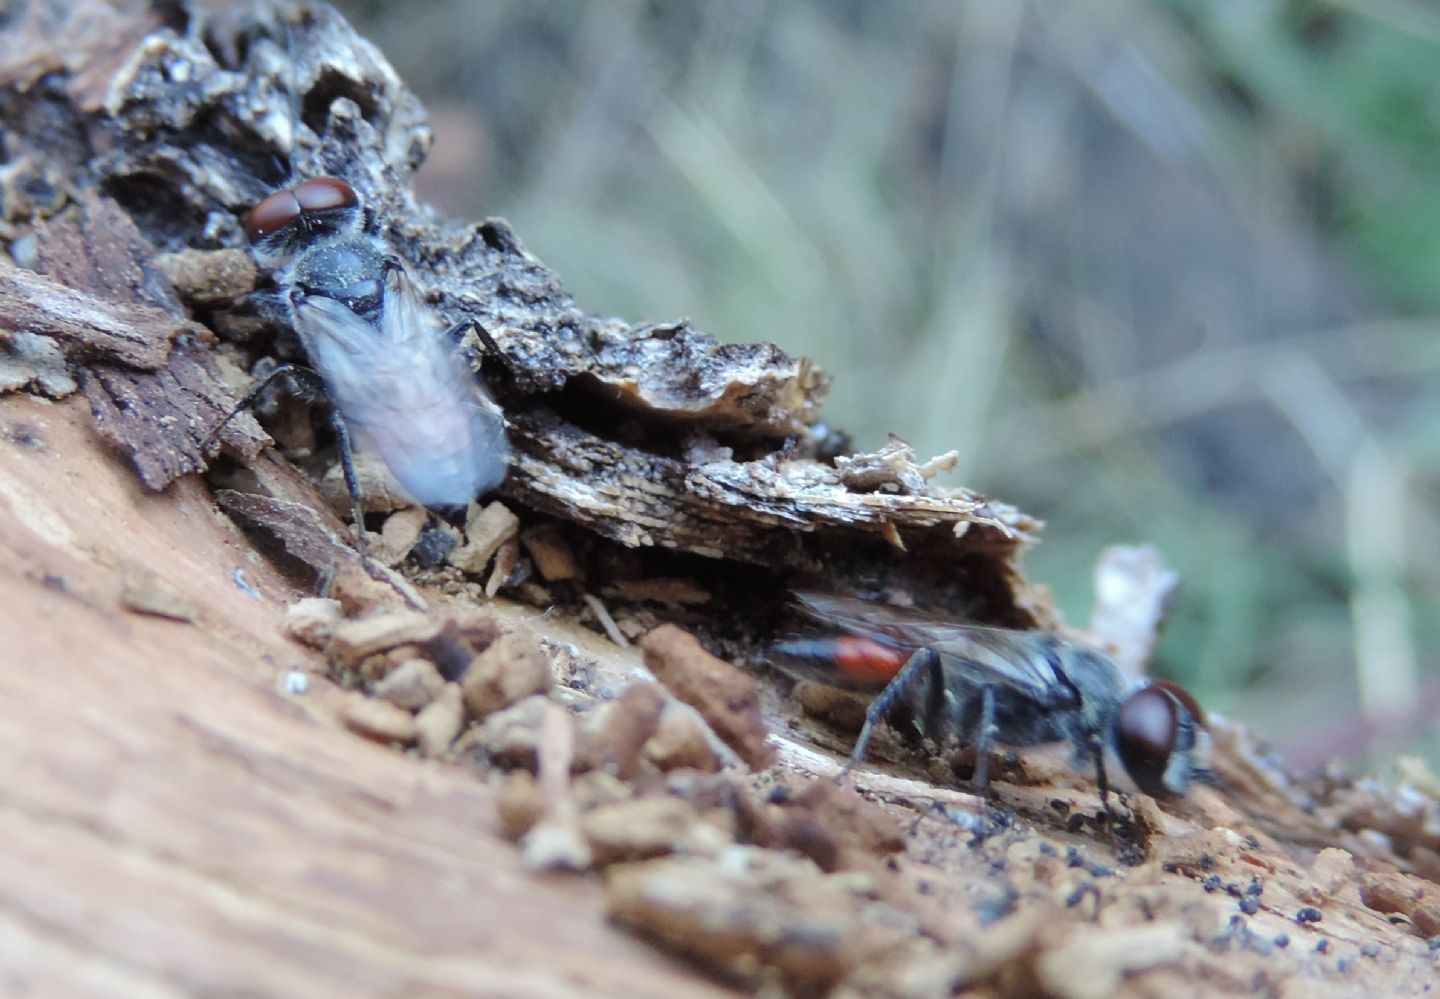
338;0;1440;773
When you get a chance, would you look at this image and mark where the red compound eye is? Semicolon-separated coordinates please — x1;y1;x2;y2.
1115;681;1205;798
1116;686;1179;777
1149;679;1205;726
244;177;359;243
290;177;358;213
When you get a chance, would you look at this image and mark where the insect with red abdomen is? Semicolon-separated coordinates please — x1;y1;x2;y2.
773;592;1214;810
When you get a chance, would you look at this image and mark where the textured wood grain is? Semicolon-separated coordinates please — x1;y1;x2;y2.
2;3;1437;996
2;392;1437;997
0;392;732;998
0;0;1046;628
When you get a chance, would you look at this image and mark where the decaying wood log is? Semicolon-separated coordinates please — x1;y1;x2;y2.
0;0;1047;625
3;2;1440;997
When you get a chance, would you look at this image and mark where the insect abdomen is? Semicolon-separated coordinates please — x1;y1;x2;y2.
772;636;910;689
294;294;511;510
362;392;509;509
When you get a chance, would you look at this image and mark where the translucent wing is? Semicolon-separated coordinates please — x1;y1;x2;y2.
291;267;510;509
791;592;1071;703
373;265;510;504
290;294;388;414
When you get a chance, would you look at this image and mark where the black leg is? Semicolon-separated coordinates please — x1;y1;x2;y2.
1090;730;1112;816
444;317;514;374
441;319;480;368
204;361;368;554
971;685;998;794
839;646;939;779
921;651;947;743
202;362;324;455
327;409;367;552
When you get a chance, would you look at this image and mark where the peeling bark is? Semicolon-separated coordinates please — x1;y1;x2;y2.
0;0;1046;625
3;3;1439;997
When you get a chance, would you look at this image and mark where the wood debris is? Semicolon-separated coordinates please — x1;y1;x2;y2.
2;3;1439;997
119;565;198;623
448;501;520;575
0;0;1048;625
0;240;204;371
371;658;446;710
641;624;774;770
459;628;554;719
338;691;418;745
414;683;465;757
281;596;343;648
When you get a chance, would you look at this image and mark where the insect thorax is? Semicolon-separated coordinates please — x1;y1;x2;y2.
286;235;389;321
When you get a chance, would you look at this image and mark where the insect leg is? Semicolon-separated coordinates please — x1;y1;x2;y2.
443;317;515;374
1090;730;1112;816
202;362;325;455
920;650;947;743
839;646;939;779
326;408;367;552
971;685;998;794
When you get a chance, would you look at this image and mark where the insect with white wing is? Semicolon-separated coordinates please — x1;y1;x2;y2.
208;33;510;543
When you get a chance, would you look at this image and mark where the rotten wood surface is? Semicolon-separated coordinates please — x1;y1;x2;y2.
0;262;199;371
2;2;1439;997
0;393;732;998
0;0;1046;627
4;390;1438;997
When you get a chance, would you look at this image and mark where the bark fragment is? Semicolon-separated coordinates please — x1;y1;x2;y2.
641;624;773;770
7;6;1436;997
0;0;1047;627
